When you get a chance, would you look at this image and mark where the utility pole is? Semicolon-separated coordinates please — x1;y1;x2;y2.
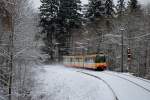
119;0;125;72
120;28;124;72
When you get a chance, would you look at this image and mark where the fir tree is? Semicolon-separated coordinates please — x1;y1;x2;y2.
57;0;82;55
105;0;114;17
128;0;140;13
86;0;114;20
105;0;114;29
39;0;82;62
58;0;82;30
39;0;59;62
117;0;126;16
87;0;105;19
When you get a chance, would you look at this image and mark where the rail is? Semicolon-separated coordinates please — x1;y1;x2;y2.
77;71;119;100
103;71;150;93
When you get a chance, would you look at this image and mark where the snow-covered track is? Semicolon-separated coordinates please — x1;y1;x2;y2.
119;72;150;84
103;71;150;93
77;71;119;100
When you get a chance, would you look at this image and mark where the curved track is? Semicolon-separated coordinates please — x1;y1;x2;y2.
103;71;150;93
77;71;119;100
119;72;150;84
77;70;150;100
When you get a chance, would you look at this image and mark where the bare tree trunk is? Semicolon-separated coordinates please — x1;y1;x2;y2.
8;15;14;100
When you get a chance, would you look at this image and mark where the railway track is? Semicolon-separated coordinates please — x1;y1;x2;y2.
103;71;150;93
77;71;119;100
118;72;150;84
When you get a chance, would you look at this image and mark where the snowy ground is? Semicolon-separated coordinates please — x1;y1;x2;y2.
31;65;150;100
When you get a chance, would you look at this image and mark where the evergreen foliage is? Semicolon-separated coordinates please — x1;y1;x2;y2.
58;0;82;29
117;0;126;16
38;0;150;79
39;0;59;61
105;0;114;17
57;0;82;56
127;0;140;13
87;0;105;19
39;0;82;62
104;0;114;29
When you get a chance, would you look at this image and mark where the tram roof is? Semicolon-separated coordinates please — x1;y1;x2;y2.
63;53;106;58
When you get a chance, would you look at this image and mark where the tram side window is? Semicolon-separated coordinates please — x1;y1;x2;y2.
85;57;94;63
63;57;67;64
65;58;67;62
79;58;82;62
76;57;78;62
70;58;72;63
85;58;88;62
66;57;69;64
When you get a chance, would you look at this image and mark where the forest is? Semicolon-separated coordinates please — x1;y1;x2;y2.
0;0;150;100
39;0;150;78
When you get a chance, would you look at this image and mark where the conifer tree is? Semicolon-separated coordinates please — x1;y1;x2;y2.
87;0;105;19
127;0;140;13
117;0;126;16
105;0;114;17
39;0;59;62
39;0;82;62
86;0;114;20
57;0;82;55
105;0;114;29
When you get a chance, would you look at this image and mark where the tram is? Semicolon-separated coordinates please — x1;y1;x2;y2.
63;53;108;70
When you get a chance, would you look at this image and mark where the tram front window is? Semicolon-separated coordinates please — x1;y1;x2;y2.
95;55;106;63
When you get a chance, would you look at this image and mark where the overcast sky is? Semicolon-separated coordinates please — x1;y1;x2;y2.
33;0;150;9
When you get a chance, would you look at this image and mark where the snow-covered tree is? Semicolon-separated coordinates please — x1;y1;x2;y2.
87;0;105;19
57;0;82;56
116;0;126;16
105;0;114;17
8;0;45;100
39;0;82;62
128;0;139;13
39;0;59;62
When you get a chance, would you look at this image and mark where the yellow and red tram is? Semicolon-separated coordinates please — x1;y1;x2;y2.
63;53;108;70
